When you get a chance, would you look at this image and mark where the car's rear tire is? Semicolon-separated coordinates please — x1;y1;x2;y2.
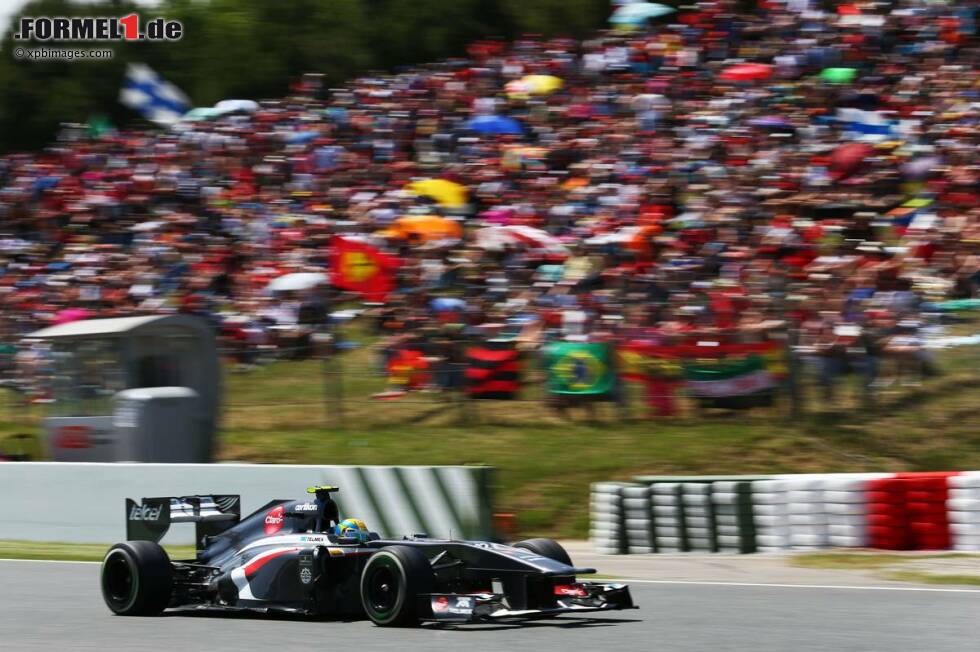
101;541;173;616
360;546;433;627
513;538;573;566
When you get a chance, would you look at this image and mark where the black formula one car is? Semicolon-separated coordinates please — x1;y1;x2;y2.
101;485;635;626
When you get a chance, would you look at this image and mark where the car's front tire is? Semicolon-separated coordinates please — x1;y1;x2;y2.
513;538;573;566
360;546;434;626
101;541;173;616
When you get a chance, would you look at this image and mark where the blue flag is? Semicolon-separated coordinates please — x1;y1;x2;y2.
119;63;189;125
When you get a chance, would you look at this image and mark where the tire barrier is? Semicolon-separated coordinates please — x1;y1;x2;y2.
622;484;655;554
899;472;956;551
949;472;980;552
590;482;629;555
591;471;979;554
0;462;494;544
680;482;717;552
652;482;684;552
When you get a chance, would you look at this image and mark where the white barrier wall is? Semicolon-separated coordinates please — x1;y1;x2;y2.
0;463;493;544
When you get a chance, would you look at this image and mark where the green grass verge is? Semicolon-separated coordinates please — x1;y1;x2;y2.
881;571;980;586
792;551;980;586
791;552;917;570
0;540;197;562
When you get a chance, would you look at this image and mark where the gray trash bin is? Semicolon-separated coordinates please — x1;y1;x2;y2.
113;387;205;462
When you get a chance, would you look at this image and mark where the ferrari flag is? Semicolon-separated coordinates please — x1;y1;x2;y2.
542;342;615;396
330;236;399;301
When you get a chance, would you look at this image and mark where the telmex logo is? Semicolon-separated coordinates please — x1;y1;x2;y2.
129;504;162;521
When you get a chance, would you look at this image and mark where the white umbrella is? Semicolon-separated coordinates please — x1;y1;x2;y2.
213;99;260;114
130;220;164;232
475;225;568;255
609;2;675;24
585;226;644;246
266;272;328;292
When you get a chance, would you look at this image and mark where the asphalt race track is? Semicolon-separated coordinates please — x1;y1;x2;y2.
2;560;976;652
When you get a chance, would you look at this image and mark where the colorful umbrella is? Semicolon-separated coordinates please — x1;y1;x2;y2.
475;225;568;256
719;63;774;82
463;115;524;135
820;67;857;84
609;2;675;25
53;308;92;325
829;143;875;180
405;179;468;208
266;272;328;292
506;75;563;98
377;215;463;243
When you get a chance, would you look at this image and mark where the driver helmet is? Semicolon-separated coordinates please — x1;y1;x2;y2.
335;518;369;541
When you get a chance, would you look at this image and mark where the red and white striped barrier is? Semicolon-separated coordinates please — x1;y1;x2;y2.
592;471;980;554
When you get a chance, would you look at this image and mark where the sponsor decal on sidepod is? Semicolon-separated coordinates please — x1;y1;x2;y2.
264;505;285;535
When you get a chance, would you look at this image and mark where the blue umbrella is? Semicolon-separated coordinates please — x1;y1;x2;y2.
609;3;675;25
284;131;319;145
464;115;524;135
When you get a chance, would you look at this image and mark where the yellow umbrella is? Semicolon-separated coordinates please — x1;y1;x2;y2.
506;75;563;99
377;215;463;243
522;74;563;95
405;179;469;208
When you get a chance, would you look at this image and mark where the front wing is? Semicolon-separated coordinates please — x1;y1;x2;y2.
425;581;635;623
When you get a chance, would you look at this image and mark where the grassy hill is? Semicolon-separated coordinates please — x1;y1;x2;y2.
3;317;979;539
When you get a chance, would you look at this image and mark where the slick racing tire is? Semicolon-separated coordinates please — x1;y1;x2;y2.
360;546;434;627
101;541;173;616
513;538;573;566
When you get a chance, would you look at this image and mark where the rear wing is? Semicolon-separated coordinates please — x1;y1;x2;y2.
126;495;241;549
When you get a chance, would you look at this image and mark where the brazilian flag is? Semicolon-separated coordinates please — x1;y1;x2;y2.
543;342;615;396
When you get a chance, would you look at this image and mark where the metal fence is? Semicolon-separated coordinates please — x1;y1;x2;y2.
2;325;979;439
218;338;980;431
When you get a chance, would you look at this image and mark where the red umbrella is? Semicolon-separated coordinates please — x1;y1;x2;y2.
829;143;875;181
719;63;774;82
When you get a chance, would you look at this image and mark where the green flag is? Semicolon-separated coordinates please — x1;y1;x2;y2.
543;342;614;395
683;355;775;398
87;114;114;139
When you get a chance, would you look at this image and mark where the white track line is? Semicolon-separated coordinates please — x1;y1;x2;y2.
614;578;980;593
0;558;100;565
3;559;978;593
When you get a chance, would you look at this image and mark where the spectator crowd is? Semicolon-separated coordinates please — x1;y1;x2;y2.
1;0;977;408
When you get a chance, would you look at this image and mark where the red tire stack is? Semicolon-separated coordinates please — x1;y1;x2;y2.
865;477;911;550
897;472;958;551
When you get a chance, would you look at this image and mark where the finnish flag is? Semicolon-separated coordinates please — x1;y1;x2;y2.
836;108;895;142
119;63;190;125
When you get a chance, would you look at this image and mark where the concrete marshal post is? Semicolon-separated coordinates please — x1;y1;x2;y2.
0;463;495;544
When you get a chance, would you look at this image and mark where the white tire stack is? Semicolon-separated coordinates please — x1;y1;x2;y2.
680;482;715;552
590;482;628;554
783;476;830;549
751;479;790;551
652;482;684;552
622;484;655;554
821;474;889;548
712;481;743;552
948;472;980;551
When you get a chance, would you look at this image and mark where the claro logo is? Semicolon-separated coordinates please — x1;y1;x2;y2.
264;505;285;535
129;504;163;521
